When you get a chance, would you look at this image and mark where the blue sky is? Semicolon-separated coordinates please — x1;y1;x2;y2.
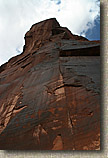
51;0;61;5
0;0;100;65
85;18;100;40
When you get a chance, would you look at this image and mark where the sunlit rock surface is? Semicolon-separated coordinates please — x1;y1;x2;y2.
0;18;100;150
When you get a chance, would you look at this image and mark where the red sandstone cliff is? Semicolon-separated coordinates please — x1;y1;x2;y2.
0;18;100;150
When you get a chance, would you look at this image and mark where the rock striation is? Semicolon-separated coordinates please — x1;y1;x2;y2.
0;18;100;150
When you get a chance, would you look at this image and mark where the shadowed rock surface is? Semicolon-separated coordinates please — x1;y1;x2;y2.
0;18;100;150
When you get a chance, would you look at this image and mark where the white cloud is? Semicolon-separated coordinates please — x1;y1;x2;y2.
0;0;100;66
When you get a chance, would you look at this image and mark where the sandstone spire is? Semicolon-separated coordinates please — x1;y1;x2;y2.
0;18;100;150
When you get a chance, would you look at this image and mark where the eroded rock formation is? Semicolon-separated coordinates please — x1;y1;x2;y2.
0;18;100;150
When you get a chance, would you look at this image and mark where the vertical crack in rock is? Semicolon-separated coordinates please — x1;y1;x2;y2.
67;109;76;150
67;111;73;134
58;62;77;150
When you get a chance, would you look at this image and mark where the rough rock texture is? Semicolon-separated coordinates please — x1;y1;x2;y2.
0;18;100;150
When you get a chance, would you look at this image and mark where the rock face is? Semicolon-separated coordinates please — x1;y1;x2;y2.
0;18;100;150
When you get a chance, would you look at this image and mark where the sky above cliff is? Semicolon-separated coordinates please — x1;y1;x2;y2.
0;0;100;66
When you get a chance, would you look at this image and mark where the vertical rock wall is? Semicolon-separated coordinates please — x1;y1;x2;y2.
0;18;100;150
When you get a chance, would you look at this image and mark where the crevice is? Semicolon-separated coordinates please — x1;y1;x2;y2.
0;123;5;127
13;104;27;110
59;64;63;77
70;117;73;127
12;53;30;65
67;111;73;134
32;51;37;55
45;83;82;96
67;110;76;150
58;133;61;136
54;84;82;92
88;111;93;116
21;62;31;69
